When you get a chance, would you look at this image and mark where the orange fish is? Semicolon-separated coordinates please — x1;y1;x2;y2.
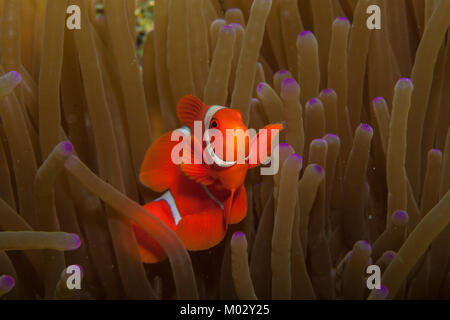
133;95;283;263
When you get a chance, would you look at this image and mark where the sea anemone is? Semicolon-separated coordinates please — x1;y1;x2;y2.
0;0;448;300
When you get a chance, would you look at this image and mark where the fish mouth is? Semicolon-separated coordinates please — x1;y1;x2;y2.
205;141;251;167
205;143;236;167
204;127;251;167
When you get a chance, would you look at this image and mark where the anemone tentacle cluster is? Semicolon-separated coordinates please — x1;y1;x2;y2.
0;0;449;300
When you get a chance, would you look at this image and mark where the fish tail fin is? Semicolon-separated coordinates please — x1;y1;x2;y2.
132;201;177;264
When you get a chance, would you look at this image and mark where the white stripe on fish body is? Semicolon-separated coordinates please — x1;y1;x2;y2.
177;125;191;137
152;121;227;224
154;190;182;225
153;188;224;226
202;185;224;210
204;105;225;130
203;105;239;168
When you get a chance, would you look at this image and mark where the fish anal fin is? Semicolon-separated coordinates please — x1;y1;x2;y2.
176;212;225;251
230;185;247;224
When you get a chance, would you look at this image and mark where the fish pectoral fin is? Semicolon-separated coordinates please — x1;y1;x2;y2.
248;123;284;169
180;162;215;185
180;136;215;185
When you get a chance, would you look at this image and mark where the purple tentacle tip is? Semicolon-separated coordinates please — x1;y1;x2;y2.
313;164;323;174
393;210;407;220
70;234;82;249
372;96;385;104
321;88;334;95
324;133;339;140
307;97;320;105
336;16;350;23
376;285;389;296
392;210;409;226
384;251;395;260
299;30;313;38
233;231;245;238
353;240;372;255
229;22;242;28
277;145;290;154
256;82;265;93
399;77;413;83
10;70;22;83
61;141;74;154
359;123;373;133
358;240;372;250
222;25;234;31
397;78;413;87
0;275;15;289
291;153;302;161
277;69;289;75
281;78;297;87
312;138;327;145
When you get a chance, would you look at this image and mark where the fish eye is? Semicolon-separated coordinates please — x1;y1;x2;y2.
210;119;219;129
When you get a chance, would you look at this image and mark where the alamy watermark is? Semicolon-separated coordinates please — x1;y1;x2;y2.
170;121;281;175
65;4;382;31
66;264;82;290
66;5;81;30
366;5;381;30
366;265;381;290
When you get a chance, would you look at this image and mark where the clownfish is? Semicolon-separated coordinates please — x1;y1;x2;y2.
133;95;283;263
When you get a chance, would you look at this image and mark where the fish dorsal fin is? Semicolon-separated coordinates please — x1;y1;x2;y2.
140;130;182;192
177;95;206;129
